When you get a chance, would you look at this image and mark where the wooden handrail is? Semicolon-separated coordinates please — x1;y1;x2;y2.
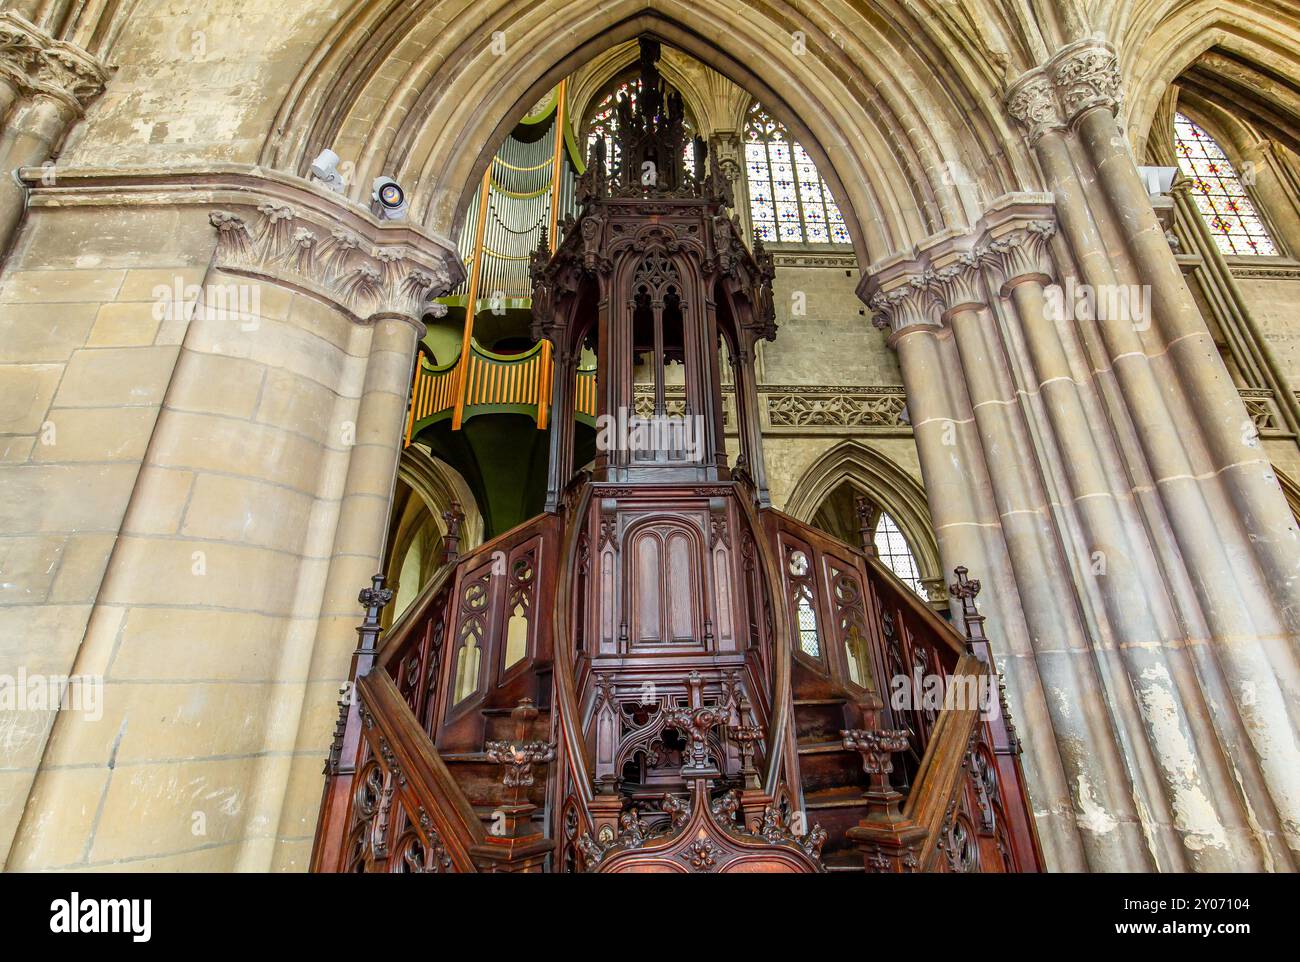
550;481;595;807
863;554;966;660
745;500;796;798
900;653;988;867
376;560;456;671
356;670;486;872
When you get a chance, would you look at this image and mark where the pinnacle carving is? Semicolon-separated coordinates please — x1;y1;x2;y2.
1005;40;1122;141
0;13;109;115
208;204;457;325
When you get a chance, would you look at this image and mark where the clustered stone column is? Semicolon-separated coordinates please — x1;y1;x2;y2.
0;11;108;253
204;202;459;678
863;39;1300;873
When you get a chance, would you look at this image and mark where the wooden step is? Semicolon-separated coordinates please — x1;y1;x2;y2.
823;849;867;873
482;707;553;742
802;786;871;858
792;698;848;742
441;753;548;809
803;785;870;810
796;738;865;798
472;805;548;833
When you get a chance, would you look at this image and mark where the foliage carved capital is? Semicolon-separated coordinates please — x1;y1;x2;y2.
0;12;109;115
1051;40;1122;121
209;203;458;325
1005;39;1122;141
1004;71;1064;144
863;195;1057;340
983;221;1057;294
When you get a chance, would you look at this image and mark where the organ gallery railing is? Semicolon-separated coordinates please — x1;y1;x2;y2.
404;340;597;444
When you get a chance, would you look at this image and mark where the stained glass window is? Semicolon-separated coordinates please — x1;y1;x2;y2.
744;102;849;245
874;512;925;597
795;586;820;656
585;79;695;178
1174;113;1277;256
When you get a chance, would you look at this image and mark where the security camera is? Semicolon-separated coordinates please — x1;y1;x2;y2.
309;149;346;193
371;176;408;220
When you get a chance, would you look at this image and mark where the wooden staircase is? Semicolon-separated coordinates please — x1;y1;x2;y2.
309;479;1044;874
792;690;872;872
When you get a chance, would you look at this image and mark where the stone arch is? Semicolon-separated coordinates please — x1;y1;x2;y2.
383;444;485;623
260;0;1038;265
783;440;941;590
1121;3;1300;157
567;41;714;138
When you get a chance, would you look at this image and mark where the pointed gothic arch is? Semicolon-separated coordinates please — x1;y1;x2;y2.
1122;3;1300;158
261;0;1037;266
383;444;485;625
783;441;942;595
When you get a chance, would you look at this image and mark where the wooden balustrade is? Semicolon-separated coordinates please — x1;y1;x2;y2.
764;508;1042;872
404;339;597;444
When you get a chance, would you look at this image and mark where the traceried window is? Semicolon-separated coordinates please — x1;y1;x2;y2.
1174;113;1278;256
787;549;821;657
744;102;849;245
874;512;924;597
585;78;695;177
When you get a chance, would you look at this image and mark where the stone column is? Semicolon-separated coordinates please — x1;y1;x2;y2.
4;176;463;871
880;38;1300;871
871;256;1089;871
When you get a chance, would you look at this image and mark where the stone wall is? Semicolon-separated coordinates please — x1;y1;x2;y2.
0;170;460;870
0;199;214;863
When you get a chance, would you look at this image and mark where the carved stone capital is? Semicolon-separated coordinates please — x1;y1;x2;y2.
862;195;1056;339
209;203;458;325
1051;40;1122;122
708;131;743;187
929;251;988;319
984;221;1057;294
869;274;942;335
1005;40;1122;141
0;13;109;115
1004;71;1064;144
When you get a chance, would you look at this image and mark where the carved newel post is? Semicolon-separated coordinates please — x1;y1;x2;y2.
665;671;727;779
840;728;911;819
948;565;988;653
484;698;556;838
842;687;927;872
355;576;394;680
441;500;464;563
854;494;877;556
471;698;558;873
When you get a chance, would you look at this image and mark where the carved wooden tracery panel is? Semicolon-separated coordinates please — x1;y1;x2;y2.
781;538;822;661
625;518;705;651
450;567;491;706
